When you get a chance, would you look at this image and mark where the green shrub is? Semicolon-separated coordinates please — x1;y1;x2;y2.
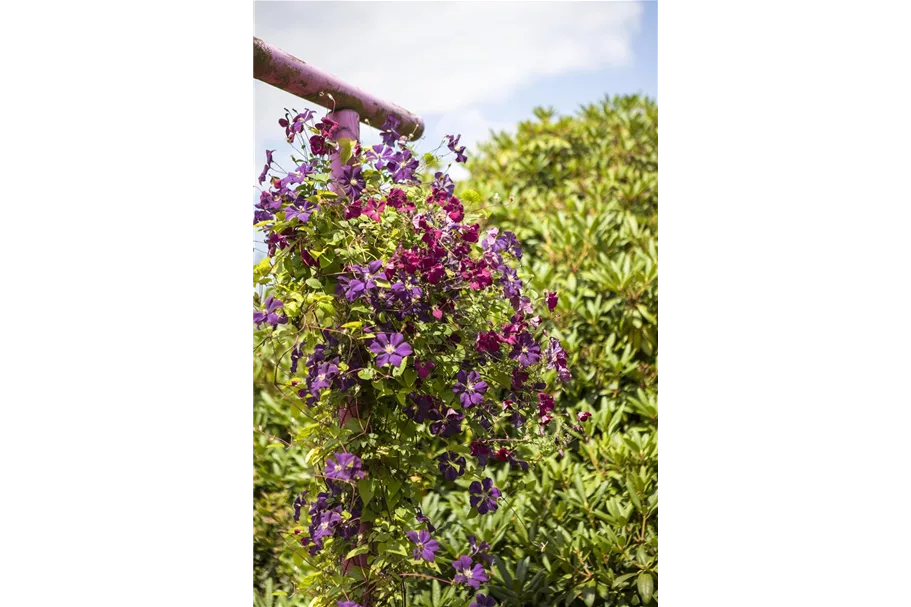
428;94;659;605
252;95;657;606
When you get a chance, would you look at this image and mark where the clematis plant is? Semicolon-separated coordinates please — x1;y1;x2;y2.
253;108;573;606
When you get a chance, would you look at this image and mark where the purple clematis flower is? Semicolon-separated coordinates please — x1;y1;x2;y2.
416;508;436;532
369;333;413;367
470;441;490;467
432;171;456;195
309;362;338;393
437;451;466;481
366;144;395;170
338;164;365;199
452;555;489;590
292;491;307;522
338;602;362;607
325;452;366;481
509;332;541;367
446;134;467;163
284;201;316;223
311;509;341;541
430;407;464;438
308;492;330;516
469;477;501;514
470;594;497;607
380;114;401;146
406;529;440;562
387;149;419;183
254;297;287;327
258;149;274;184
452;370;488;409
468;534;494;566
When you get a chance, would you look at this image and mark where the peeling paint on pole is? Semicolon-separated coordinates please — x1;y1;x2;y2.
254;37;424;140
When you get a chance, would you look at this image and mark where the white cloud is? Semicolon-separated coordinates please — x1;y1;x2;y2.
253;1;644;205
254;1;643;115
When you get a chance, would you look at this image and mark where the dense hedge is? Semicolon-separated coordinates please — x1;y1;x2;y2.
430;94;659;606
252;94;658;606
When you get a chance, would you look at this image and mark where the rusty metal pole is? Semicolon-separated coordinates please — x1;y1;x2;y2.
254;35;425;604
328;109;372;587
254;37;424;139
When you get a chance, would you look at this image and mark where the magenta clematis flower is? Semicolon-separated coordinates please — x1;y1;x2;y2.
471;441;490;466
452;555;489;590
452;370;488;408
415;359;435;379
369;333;413;367
546;291;558;311
309;135;329;156
362;198;386;222
469;477;501;514
317;116;340;138
385;188;411;211
406;530;440;562
476;331;501;354
325;452;366;481
578;411;592;422
254;296;287;327
492;447;511;462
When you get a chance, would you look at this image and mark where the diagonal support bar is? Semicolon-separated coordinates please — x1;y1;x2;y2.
254;36;424;140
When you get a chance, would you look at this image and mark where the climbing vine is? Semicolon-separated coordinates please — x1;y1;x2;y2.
254;110;581;606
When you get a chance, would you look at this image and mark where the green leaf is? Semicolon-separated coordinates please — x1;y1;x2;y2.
358;478;375;508
253;257;271;280
628;479;643;511
612;573;637;588
305;278;323;290
461;189;482;204
402;368;417;387
637;572;654;603
338;138;355;165
431;580;441;606
345;545;370;559
357;368;375;380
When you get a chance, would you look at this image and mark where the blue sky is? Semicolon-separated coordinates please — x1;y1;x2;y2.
254;1;656;258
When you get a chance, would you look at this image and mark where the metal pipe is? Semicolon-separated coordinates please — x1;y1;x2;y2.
254;36;424;140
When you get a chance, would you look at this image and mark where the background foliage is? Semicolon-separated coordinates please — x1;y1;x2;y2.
254;94;658;606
